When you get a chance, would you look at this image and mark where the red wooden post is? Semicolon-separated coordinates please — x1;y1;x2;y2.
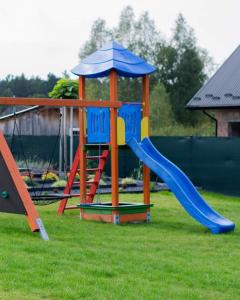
79;76;87;204
142;75;150;205
110;70;119;207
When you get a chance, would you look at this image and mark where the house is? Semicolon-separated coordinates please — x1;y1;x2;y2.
0;106;79;136
187;45;240;137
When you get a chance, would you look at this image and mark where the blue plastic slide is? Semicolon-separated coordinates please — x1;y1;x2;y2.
128;137;235;234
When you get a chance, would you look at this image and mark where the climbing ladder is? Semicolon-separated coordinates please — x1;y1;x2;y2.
58;144;109;214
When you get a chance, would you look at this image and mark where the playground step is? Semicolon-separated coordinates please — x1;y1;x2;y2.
65;205;79;210
86;156;105;160
86;168;99;172
86;181;98;185
86;192;94;196
84;144;110;151
58;148;109;214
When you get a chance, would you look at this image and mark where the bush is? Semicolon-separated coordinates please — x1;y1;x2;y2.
42;172;59;182
67;172;80;181
121;177;136;187
87;177;107;186
51;180;67;188
21;175;37;187
49;78;78;99
21;175;31;188
131;164;143;181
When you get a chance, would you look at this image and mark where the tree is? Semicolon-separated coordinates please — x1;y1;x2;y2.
0;73;60;117
79;19;112;59
171;48;206;124
78;8;213;128
79;6;164;103
150;83;174;134
49;78;78;99
156;14;208;125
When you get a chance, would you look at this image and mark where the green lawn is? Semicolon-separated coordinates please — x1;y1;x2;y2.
0;191;239;300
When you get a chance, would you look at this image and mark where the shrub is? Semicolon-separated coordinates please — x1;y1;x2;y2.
51;180;67;188
121;177;136;187
21;175;30;188
150;182;156;191
87;177;107;186
21;175;38;187
131;163;143;180
22;175;31;184
49;78;78;99
67;172;80;181
99;179;107;186
42;172;59;182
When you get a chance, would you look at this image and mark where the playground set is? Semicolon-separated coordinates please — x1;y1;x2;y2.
0;41;235;240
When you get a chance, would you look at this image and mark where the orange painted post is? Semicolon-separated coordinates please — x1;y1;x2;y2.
79;76;87;204
142;75;150;205
110;70;119;207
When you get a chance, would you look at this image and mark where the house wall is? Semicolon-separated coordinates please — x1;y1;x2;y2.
215;109;240;137
0;107;80;136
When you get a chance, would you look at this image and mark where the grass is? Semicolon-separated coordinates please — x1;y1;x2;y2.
0;191;240;300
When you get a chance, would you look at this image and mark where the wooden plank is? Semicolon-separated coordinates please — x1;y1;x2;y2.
110;70;119;207
0;97;122;108
79;77;87;204
142;75;150;205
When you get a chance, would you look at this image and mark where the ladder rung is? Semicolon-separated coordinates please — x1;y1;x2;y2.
84;144;110;150
86;192;94;196
87;168;99;172
70;194;80;197
86;181;97;185
86;156;104;159
65;205;79;210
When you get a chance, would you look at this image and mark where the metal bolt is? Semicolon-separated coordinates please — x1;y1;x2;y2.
1;191;9;199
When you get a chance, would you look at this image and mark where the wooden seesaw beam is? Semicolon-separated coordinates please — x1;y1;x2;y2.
0;97;122;108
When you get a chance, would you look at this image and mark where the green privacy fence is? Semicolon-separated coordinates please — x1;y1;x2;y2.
5;135;240;197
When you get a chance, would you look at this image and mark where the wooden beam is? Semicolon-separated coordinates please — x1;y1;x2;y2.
142;75;150;205
0;97;122;108
110;70;119;207
79;77;87;204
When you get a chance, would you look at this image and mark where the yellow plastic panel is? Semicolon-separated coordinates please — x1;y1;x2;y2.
84;110;87;137
141;117;149;140
117;117;126;145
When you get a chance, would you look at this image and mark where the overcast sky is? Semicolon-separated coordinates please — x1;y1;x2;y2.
0;0;239;79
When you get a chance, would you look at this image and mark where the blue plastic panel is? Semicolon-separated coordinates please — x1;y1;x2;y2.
87;107;110;143
71;41;156;78
118;103;141;142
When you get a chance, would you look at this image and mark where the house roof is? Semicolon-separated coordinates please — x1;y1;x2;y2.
187;45;240;109
71;41;156;78
0;106;40;121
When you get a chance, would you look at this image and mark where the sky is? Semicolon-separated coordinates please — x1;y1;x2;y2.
0;0;240;79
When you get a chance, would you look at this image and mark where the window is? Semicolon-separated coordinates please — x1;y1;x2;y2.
228;122;240;137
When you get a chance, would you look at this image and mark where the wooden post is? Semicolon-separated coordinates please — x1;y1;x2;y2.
69;107;73;168
79;76;86;204
63;106;67;174
142;75;150;205
59;108;63;176
110;70;119;206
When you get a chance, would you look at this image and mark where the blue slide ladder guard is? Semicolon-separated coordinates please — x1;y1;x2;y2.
118;103;142;142
87;107;110;143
